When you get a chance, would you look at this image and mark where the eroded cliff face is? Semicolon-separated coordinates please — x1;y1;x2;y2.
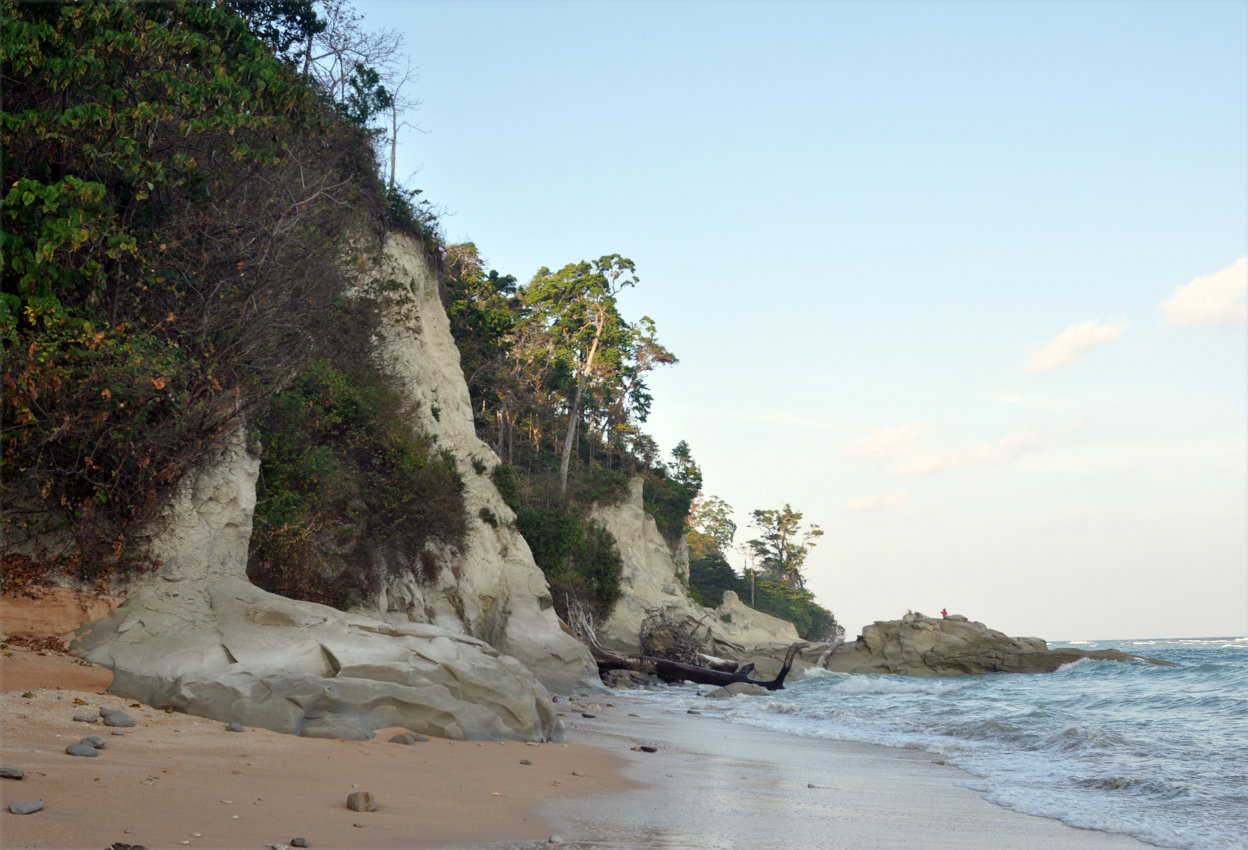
592;479;800;655
366;234;598;692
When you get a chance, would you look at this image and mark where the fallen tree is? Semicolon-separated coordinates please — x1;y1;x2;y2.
564;598;807;690
591;639;809;690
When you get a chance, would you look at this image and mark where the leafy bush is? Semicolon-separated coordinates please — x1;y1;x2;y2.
1;1;384;569
641;472;697;549
247;357;466;607
750;576;840;641
515;506;622;620
687;550;745;607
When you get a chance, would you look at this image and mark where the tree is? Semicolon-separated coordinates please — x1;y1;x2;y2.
1;0;382;567
520;255;638;499
667;440;702;495
747;504;823;589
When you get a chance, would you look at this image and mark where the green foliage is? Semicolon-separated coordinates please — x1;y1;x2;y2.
248;358;466;607
748;504;823;589
1;0;384;567
687;549;745;608
750;576;839;642
641;471;697;549
491;464;522;513
515;506;622;620
576;468;631;508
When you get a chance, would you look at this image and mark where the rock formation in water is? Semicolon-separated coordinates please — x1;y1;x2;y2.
819;611;1169;675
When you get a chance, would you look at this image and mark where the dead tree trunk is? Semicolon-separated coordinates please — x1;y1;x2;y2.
592;641;808;691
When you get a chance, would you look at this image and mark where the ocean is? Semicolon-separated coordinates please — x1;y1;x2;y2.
620;637;1248;850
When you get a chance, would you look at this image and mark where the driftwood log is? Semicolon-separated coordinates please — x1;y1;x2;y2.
592;641;809;691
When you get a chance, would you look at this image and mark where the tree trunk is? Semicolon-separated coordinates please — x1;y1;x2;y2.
591;642;808;691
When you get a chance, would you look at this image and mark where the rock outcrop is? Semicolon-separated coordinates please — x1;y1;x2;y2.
72;426;564;742
363;234;598;693
821;612;1170;675
591;479;800;656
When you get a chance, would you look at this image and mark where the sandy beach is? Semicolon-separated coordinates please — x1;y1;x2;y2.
2;591;1157;850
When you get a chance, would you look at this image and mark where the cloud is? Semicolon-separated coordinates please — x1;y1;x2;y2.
1158;256;1248;328
841;422;924;462
1024;319;1131;374
891;427;1073;476
839;490;913;513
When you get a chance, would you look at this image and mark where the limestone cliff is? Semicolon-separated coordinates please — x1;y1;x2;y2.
72;427;564;741
361;233;597;692
591;479;799;655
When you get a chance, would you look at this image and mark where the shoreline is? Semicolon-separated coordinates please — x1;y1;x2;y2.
2;648;1156;850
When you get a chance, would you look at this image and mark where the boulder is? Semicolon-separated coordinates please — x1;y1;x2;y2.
74;577;564;742
71;425;563;742
820;612;1171;675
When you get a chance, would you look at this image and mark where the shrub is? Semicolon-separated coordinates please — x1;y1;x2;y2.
247;357;466;607
515;505;622;621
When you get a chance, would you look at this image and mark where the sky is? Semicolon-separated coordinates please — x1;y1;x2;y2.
353;0;1247;641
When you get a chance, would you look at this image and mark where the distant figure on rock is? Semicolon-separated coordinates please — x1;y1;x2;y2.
941;608;948;618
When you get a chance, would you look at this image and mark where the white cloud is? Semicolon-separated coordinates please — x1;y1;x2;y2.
841;422;924;462
1024;319;1131;374
891;428;1068;476
839;490;914;513
1158;256;1248;328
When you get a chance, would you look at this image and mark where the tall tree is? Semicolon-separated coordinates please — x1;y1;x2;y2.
747;504;823;589
520;255;637;499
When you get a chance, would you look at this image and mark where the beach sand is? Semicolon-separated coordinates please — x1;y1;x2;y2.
2;590;1156;849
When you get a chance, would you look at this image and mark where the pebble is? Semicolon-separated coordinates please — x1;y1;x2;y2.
270;845;289;850
73;714;98;723
388;732;428;745
549;837;564;845
107;843;151;850
580;712;596;718
519;759;532;766
66;743;100;757
0;767;25;780
111;729;127;736
291;839;309;848
345;791;377;812
9;800;44;814
100;708;136;728
225;722;246;733
81;736;108;749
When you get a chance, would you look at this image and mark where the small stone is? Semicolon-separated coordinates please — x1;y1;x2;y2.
270;844;289;850
519;759;532;766
580;712;596;718
632;745;658;753
8;800;43;815
345;791;377;812
66;742;100;757
111;729;127;736
224;722;246;733
571;770;584;777
80;736;107;749
687;709;701;714
549;837;564;845
190;832;203;837
73;714;98;723
0;767;25;780
99;708;136;728
290;839;309;848
388;732;428;745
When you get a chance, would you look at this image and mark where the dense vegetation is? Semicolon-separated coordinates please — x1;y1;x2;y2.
2;0;838;638
0;1;455;596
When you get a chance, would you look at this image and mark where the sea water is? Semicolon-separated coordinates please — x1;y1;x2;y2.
622;637;1247;850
